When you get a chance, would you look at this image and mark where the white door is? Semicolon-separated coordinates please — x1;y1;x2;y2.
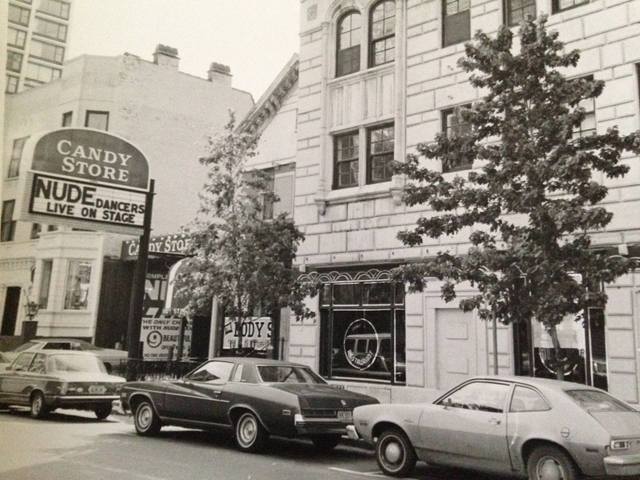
436;309;477;391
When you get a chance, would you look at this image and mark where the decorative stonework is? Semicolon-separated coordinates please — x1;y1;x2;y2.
298;268;393;283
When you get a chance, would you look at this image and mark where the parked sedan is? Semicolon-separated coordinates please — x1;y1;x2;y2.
0;350;125;419
120;357;379;452
4;338;127;373
351;376;640;479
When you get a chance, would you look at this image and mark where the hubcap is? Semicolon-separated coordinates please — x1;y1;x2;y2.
537;456;564;480
239;416;257;446
137;405;152;429
384;441;403;464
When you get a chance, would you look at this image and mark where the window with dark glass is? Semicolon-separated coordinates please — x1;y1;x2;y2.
369;0;395;67
6;75;20;94
319;279;406;384
7;51;24;73
442;105;473;172
62;111;73;127
367;124;394;184
85;111;109;131
9;5;31;26
334;131;359;188
572;77;596;139
30;223;42;239
263;164;295;219
504;0;536;26
443;0;470;47
336;11;361;77
30;39;65;63
8;137;28;178
34;18;67;41
8;27;27;48
553;0;588;13
38;260;53;309
1;201;16;242
38;0;70;19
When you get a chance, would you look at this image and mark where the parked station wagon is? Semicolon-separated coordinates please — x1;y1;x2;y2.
351;376;640;479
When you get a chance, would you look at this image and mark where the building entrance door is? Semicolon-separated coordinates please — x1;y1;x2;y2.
435;309;477;391
1;287;21;335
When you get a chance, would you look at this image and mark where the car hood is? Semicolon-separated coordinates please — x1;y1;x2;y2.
270;383;378;409
591;411;640;437
55;372;126;383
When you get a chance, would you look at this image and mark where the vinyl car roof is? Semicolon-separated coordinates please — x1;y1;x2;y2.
18;349;98;357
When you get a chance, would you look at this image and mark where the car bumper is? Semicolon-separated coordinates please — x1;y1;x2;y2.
346;425;360;441
604;453;640;476
294;415;351;436
49;395;119;407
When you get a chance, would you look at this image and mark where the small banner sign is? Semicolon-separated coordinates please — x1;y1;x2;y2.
141;316;192;361
18;128;150;235
122;233;191;260
223;316;272;351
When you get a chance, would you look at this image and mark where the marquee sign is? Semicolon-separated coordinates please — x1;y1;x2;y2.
122;233;191;260
18;128;150;235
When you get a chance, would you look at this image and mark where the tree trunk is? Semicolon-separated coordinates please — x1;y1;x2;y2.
547;324;564;381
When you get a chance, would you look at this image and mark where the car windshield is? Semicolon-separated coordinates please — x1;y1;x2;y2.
566;390;635;413
257;366;325;384
48;354;106;373
14;341;38;352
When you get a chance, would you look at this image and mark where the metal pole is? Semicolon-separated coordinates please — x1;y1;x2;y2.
126;179;155;380
492;313;499;375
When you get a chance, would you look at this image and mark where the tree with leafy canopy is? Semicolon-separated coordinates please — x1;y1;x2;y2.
394;17;640;380
176;114;315;356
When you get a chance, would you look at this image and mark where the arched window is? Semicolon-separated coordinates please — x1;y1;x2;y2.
369;0;395;67
336;11;361;77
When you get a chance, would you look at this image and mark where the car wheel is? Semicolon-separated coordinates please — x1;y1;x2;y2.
30;391;49;419
376;428;417;477
234;411;267;453
94;404;112;420
134;400;161;436
527;445;579;480
311;434;341;452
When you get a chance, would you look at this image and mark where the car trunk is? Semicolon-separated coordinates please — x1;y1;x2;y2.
270;384;375;410
591;411;640;454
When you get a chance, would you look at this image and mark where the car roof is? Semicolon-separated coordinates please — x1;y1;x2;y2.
210;357;309;368
31;338;89;343
19;350;96;357
468;375;598;391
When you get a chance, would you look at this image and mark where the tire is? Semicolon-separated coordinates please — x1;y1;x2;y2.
527;445;579;480
94;404;112;420
133;400;161;436
311;434;341;452
375;428;417;477
234;411;267;453
30;391;49;419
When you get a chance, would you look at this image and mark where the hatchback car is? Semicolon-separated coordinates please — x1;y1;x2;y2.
0;350;125;419
351;376;640;479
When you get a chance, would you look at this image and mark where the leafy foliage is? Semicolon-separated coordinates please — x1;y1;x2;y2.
175;114;315;348
394;17;640;375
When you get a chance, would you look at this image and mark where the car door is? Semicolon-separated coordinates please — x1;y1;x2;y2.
0;353;36;404
419;380;513;473
163;360;234;425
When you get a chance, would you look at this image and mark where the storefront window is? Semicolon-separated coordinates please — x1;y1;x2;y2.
38;259;53;309
320;276;405;384
64;260;92;310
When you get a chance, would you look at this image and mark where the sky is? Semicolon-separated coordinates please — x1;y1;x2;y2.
66;0;301;100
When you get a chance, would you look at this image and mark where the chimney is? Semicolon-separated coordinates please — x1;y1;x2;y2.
153;44;179;69
208;62;232;86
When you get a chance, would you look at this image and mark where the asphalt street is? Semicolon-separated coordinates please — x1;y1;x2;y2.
0;408;499;480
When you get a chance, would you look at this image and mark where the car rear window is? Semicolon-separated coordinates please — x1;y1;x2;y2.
566;390;634;413
49;354;106;373
257;366;325;384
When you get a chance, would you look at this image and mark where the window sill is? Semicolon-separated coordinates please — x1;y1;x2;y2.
328;62;395;87
326;181;391;204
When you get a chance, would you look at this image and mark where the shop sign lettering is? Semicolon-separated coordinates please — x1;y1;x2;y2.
141;316;192;361
122;234;191;260
223;317;272;350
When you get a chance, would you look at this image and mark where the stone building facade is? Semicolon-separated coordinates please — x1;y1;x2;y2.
285;0;640;404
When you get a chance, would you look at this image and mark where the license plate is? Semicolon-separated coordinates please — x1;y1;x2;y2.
89;385;106;394
337;410;353;422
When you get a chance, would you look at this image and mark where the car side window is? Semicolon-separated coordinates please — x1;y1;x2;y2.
440;381;511;413
12;353;35;371
188;361;234;383
231;364;243;382
43;342;71;350
29;354;47;374
510;386;550;412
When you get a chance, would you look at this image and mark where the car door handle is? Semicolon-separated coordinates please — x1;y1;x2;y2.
488;418;501;425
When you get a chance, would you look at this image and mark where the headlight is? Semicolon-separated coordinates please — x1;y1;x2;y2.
610;440;632;451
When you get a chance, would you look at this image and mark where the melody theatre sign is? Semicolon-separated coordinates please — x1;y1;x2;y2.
18;128;150;234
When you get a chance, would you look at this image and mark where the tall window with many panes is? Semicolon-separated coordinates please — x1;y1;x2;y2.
367;124;394;184
442;105;473;172
334;131;359;188
336;11;361;77
504;0;536;26
443;0;470;47
369;0;395;67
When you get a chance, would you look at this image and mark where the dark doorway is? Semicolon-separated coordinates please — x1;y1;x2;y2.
1;287;21;335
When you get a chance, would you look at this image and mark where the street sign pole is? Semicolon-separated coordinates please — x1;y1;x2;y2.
126;178;155;380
